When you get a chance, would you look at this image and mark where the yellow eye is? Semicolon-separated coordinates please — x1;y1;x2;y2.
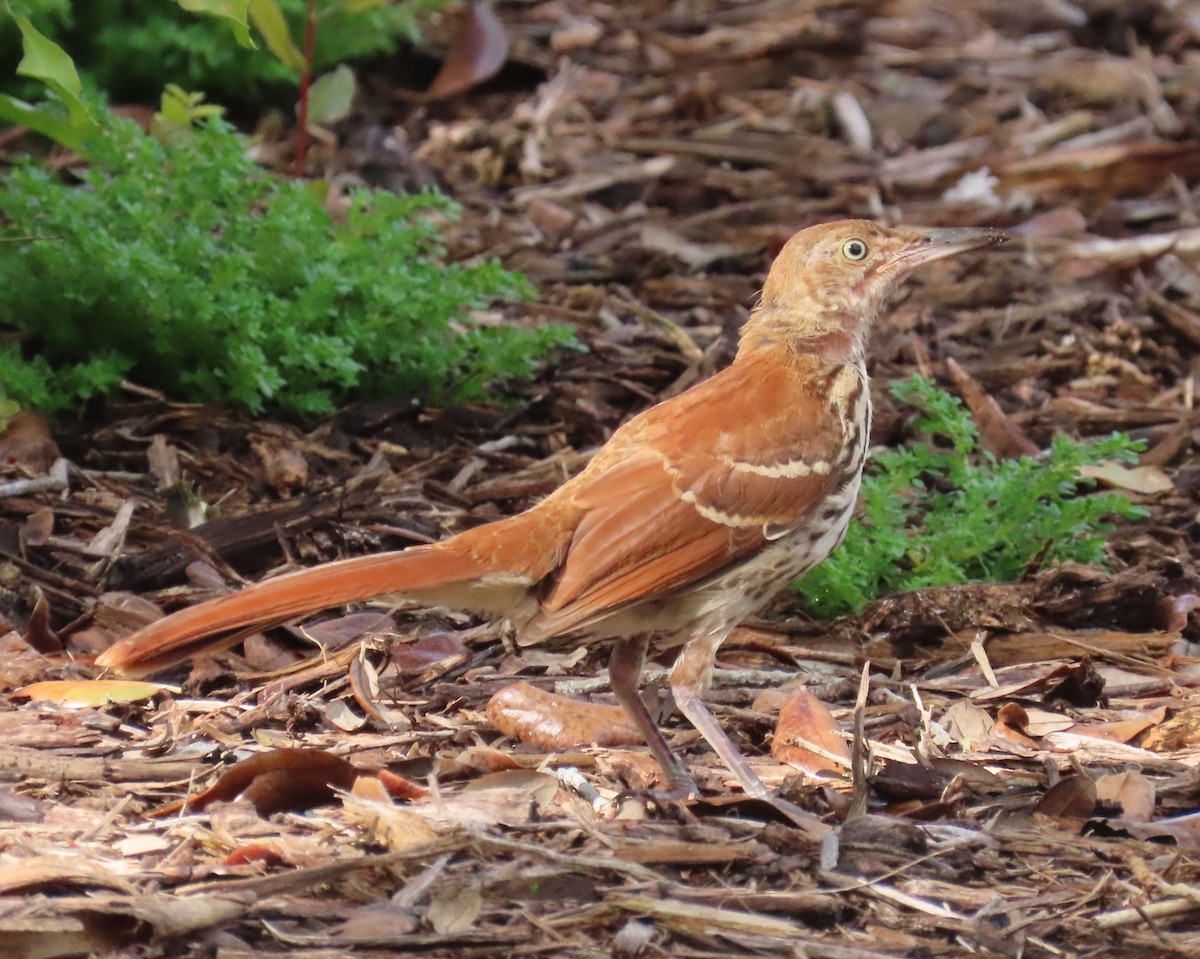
842;238;869;261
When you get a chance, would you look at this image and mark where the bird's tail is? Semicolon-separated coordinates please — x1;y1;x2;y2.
95;518;554;676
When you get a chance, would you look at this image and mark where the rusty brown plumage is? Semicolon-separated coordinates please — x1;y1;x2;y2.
96;219;1005;814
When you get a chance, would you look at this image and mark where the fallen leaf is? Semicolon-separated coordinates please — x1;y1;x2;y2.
486;681;643;749
146;434;180;489
22;590;62;654
1034;775;1097;820
1143;705;1200;752
994;702;1041;748
770;688;850;775
426;882;482;934
325;698;368;732
220;843;285;868
14;679;168;708
349;655;411;728
250;437;308;494
428;0;509;100
334;900;419;940
1078;461;1174;494
1069;706;1167;744
152;748;361;817
941;700;993;747
21;507;53;547
0;409;59;473
342;793;442;851
377;769;429;802
1020;707;1076;737
464;769;560;805
292;611;393;649
1159;594;1200;632
1095;770;1155;821
390;631;469;676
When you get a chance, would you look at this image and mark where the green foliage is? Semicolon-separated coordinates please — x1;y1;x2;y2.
795;376;1148;618
3;0;445;106
0;6;99;148
0;114;572;417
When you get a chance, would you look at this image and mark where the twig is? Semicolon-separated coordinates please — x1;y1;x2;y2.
0;458;69;497
293;0;317;177
1094;896;1200;930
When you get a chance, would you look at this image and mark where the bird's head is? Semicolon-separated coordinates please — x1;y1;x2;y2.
744;219;1006;360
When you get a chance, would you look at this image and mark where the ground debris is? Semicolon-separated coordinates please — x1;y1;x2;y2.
2;0;1200;954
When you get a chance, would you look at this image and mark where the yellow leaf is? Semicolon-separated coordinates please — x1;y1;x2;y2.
248;0;305;71
15;680;171;708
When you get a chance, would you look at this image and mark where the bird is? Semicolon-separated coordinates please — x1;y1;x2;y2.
97;220;1005;812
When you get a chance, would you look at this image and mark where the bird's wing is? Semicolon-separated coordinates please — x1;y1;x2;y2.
522;352;861;641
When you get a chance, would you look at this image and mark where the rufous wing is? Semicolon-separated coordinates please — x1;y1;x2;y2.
520;350;853;642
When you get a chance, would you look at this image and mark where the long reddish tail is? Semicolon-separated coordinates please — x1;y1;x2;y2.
95;539;529;677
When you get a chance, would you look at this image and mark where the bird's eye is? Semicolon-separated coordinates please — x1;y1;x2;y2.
841;238;869;261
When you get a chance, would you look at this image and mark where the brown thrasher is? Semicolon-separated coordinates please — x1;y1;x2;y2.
98;220;1004;805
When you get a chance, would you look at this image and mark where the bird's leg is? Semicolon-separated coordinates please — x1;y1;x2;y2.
671;630;830;837
608;636;698;798
669;631;769;799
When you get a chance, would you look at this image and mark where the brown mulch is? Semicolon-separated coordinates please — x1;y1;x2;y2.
2;0;1200;956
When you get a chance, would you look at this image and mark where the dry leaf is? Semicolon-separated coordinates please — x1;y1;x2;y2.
21;507;53;547
0;410;59;473
486;681;643;749
426;883;482;935
994;702;1041;748
1069;706;1167;744
22;590;62;654
146;433;180;489
1095;770;1155;821
349;655;411;728
1143;705;1200;752
152;748;361;817
941;700;993;747
770;688;850;775
14;679;168;708
1034;775;1096;820
428;0;509;100
250;437;308;494
464;769;560;804
390;631;469;677
1078;461;1174;494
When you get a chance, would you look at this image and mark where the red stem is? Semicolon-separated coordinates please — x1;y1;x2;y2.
294;0;317;177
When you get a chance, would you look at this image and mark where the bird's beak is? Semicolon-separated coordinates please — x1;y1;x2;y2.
893;226;1008;269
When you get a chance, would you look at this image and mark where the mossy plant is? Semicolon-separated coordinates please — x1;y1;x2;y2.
0;114;574;417
795;376;1147;618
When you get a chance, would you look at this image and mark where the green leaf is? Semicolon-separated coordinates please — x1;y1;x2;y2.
307;65;356;127
176;0;255;48
247;0;305;70
10;15;97;131
0;93;87;150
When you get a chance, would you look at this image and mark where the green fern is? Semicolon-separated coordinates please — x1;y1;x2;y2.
0;114;574;417
795;376;1148;618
